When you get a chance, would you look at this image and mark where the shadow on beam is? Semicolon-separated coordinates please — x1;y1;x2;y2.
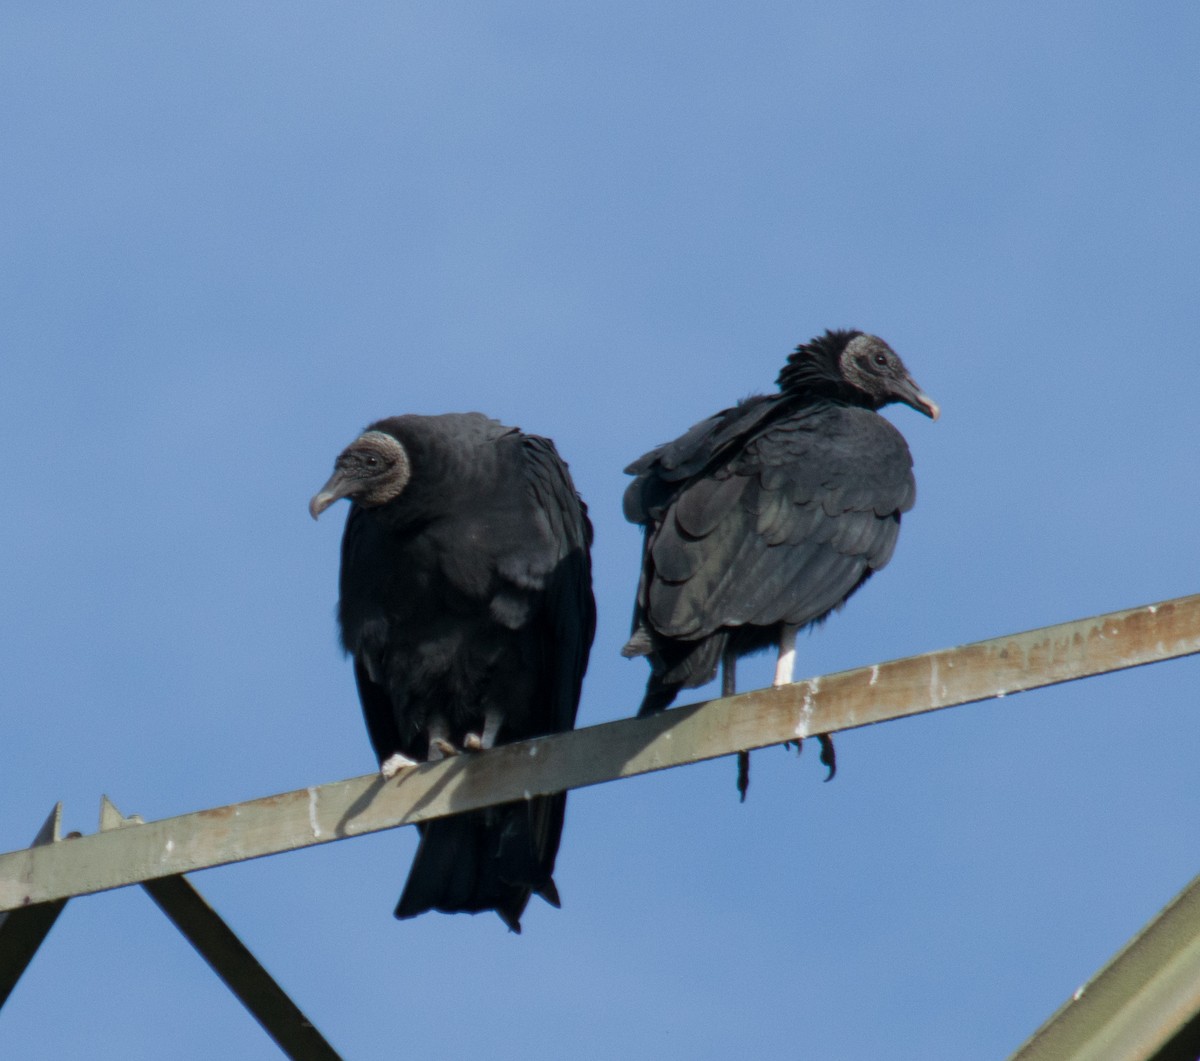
1;593;1198;914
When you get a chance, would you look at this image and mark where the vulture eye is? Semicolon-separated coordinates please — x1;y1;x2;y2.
365;455;380;466
873;352;889;367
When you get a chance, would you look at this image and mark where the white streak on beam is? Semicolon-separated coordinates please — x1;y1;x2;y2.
2;593;1199;911
307;788;321;840
795;677;820;738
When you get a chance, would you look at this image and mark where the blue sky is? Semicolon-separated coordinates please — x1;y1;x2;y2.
2;3;1199;1058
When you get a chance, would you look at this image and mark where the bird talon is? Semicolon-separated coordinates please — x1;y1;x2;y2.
817;733;837;781
430;737;459;758
737;750;750;802
380;752;418;779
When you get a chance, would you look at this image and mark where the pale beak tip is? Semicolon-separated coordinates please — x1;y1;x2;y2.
309;492;333;520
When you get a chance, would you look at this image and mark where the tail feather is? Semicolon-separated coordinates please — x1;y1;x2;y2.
395;794;566;933
637;678;682;717
636;630;729;716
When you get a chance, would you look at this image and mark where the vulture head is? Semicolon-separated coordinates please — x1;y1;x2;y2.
309;430;411;519
778;330;940;420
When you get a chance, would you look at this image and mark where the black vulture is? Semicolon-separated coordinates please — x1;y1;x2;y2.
310;413;595;932
622;330;938;798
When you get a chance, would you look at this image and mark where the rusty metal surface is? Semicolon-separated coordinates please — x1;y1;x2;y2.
0;593;1198;912
1008;869;1200;1061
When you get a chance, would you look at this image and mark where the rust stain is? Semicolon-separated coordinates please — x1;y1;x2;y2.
3;595;1195;912
197;804;239;823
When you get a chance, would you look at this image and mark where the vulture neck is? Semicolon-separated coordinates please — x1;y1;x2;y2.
776;359;874;410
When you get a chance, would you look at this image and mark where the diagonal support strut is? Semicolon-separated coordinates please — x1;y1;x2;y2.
1008;866;1200;1061
0;804;72;1009
99;798;342;1061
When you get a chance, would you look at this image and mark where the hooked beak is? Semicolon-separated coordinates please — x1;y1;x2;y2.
309;470;352;520
895;374;940;420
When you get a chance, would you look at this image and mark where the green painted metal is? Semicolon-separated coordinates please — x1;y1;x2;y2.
0;806;69;1008
1009;870;1200;1061
1;593;1197;913
143;874;343;1059
98;798;343;1060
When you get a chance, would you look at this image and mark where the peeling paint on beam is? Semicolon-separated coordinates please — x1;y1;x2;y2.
1;593;1198;912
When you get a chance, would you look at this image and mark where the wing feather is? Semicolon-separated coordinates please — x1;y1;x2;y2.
636;403;914;646
518;434;596;736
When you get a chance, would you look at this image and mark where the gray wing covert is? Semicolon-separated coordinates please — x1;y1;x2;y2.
623;394;781;525
643;405;916;641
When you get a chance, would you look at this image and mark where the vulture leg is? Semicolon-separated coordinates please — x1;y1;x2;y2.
773;623;799;686
774;624;837;780
380;751;418;779
427;717;459;760
722;649;752;802
463;709;503;752
777;623;803;752
722;649;737;699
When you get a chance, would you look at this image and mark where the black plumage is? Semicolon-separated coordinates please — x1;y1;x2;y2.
310;413;595;931
623;330;938;797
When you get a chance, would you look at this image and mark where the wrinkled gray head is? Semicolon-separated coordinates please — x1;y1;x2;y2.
776;330;939;420
837;333;940;419
309;430;412;519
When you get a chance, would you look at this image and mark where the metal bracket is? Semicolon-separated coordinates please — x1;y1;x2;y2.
1;799;341;1060
0;804;71;1008
102;796;343;1061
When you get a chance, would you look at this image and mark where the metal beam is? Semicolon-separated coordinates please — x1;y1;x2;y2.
1008;869;1200;1061
99;800;342;1060
1;593;1198;912
0;806;69;1008
143;877;342;1060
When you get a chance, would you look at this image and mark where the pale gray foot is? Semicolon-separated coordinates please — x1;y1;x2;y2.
426;718;459;760
463;709;503;751
380;752;418;779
